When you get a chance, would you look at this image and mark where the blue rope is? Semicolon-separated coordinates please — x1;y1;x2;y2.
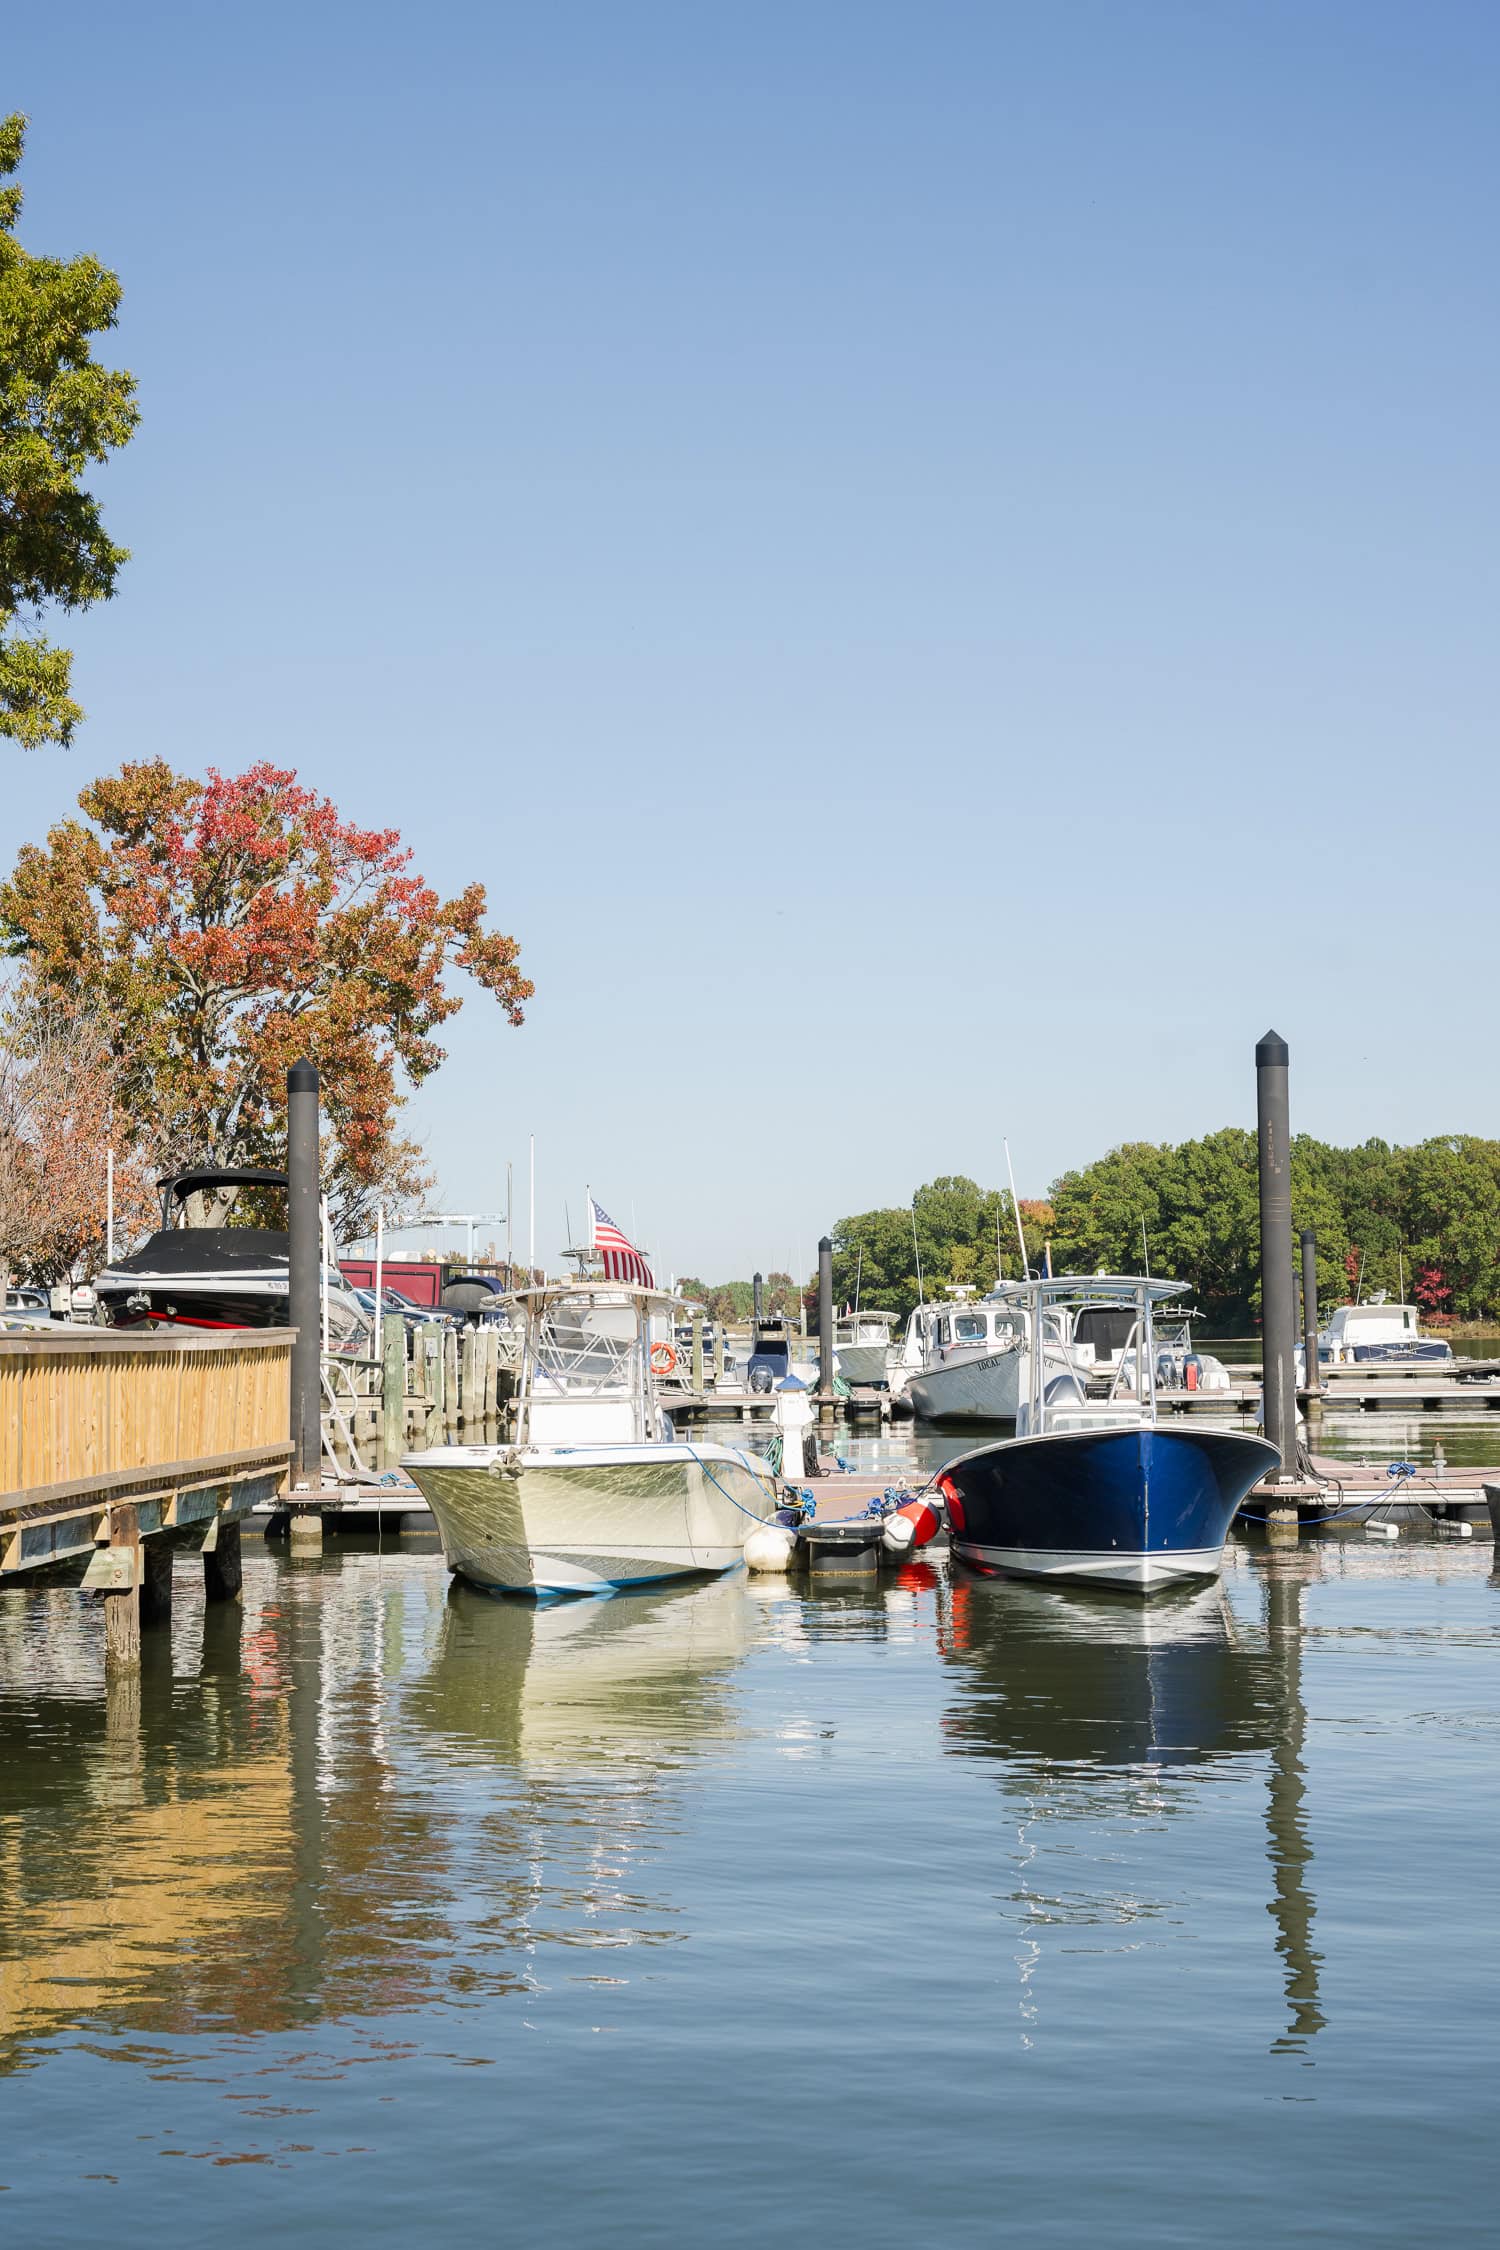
685;1444;780;1524
1238;1461;1425;1527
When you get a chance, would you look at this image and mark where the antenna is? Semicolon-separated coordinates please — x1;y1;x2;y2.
853;1243;862;1319
1141;1219;1150;1278
911;1198;926;1305
1003;1140;1030;1279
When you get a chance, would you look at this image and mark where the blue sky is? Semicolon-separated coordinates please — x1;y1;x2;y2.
5;1;1497;1277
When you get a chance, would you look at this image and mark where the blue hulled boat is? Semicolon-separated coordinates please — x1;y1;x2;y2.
939;1277;1279;1593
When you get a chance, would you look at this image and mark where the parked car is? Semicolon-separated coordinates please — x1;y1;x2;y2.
5;1286;52;1317
351;1286;462;1335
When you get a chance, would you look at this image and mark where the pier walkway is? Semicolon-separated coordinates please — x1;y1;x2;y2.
1;1328;293;1669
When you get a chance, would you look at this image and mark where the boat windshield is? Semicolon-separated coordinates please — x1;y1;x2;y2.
531;1297;644;1394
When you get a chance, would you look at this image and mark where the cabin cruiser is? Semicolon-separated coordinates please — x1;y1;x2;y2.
94;1167;367;1346
1305;1295;1453;1369
403;1282;779;1595
834;1309;899;1388
938;1277;1278;1592
894;1289;1066;1422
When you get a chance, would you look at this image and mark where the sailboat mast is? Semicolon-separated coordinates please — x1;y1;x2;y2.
1003;1140;1030;1279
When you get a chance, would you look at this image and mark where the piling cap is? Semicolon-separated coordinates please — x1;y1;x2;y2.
818;1235;833;1254
287;1057;319;1094
1255;1030;1289;1067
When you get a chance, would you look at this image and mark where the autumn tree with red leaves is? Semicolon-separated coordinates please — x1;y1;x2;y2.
0;759;532;1238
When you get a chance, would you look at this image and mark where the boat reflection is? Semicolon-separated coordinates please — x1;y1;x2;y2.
938;1549;1326;2051
403;1573;756;1770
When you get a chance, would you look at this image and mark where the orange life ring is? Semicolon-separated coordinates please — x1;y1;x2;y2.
650;1341;678;1375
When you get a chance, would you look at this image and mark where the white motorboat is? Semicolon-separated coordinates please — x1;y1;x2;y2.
1305;1294;1453;1370
403;1281;779;1596
834;1309;899;1387
896;1290;1069;1422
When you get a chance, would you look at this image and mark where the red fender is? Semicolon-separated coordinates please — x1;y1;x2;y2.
881;1492;943;1555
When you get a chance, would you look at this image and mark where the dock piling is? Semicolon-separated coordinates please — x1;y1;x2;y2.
103;1503;141;1674
1256;1030;1300;1483
817;1236;834;1403
203;1519;244;1603
289;1510;324;1556
139;1535;174;1630
287;1058;322;1491
381;1314;406;1465
1300;1228;1322;1409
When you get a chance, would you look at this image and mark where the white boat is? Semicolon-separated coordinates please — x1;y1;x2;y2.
1307;1295;1453;1370
896;1290;1069;1422
403;1281;779;1596
834;1309;899;1387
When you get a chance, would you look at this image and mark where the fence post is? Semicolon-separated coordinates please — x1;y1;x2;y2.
382;1314;406;1466
420;1321;444;1433
444;1329;459;1437
461;1327;477;1428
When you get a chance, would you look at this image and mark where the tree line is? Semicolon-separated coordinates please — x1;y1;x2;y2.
830;1132;1500;1330
676;1273;802;1325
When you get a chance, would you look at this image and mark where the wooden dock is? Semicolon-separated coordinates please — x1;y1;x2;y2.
1;1328;293;1670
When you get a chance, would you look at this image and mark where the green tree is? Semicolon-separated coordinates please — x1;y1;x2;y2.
0;114;139;747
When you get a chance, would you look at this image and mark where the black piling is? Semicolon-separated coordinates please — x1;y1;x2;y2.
1300;1228;1322;1404
752;1271;763;1325
817;1236;834;1401
1255;1031;1299;1480
287;1058;322;1492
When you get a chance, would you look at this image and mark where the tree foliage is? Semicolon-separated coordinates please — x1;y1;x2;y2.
0;758;532;1237
0;997;158;1282
0;114;139;747
829;1179;1051;1322
829;1133;1500;1329
677;1271;802;1323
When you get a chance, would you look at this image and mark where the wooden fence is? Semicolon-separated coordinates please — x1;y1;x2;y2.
0;1329;292;1596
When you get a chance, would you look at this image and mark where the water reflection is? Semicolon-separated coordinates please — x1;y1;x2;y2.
0;1562;764;2073
405;1574;754;1770
938;1552;1325;2052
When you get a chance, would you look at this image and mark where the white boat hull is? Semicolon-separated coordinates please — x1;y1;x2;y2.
906;1348;1023;1422
836;1342;893;1387
403;1441;779;1595
952;1539;1227;1591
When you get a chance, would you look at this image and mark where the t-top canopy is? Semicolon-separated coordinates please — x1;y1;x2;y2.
158;1167;289;1200
509;1280;683;1312
986;1274;1189;1308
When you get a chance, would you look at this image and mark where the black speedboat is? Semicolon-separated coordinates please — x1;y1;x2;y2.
95;1167;366;1344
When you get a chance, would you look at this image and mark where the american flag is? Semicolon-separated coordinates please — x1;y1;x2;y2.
589;1196;655;1287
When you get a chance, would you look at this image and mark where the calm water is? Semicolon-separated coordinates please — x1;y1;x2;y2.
1;1532;1497;2245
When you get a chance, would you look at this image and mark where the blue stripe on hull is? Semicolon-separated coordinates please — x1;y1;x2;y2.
945;1426;1280;1591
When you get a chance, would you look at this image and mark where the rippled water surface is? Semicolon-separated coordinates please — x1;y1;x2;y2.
1;1531;1497;2245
